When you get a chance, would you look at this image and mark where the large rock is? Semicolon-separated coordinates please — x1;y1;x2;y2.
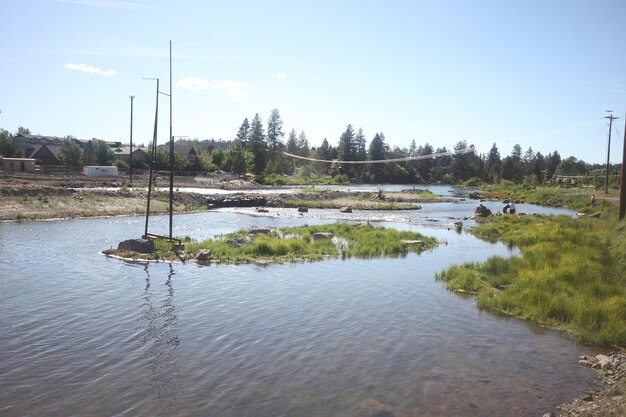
474;204;493;218
359;399;396;417
340;206;353;213
298;207;309;213
226;237;251;247
313;232;334;241
195;249;212;263
248;227;271;234
117;238;155;254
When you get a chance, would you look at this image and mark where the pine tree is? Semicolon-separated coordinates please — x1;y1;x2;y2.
249;113;266;175
368;133;387;182
236;118;250;149
286;129;298;154
297;131;309;156
266;109;284;157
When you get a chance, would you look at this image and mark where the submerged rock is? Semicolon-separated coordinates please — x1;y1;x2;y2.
117;238;155;254
359;399;396;417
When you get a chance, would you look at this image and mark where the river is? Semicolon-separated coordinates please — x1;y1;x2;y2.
0;191;602;417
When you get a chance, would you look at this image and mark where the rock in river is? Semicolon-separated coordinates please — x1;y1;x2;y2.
117;238;155;254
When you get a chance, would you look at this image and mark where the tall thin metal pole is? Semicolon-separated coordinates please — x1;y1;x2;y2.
619;117;626;220
604;111;618;194
144;78;159;238
129;95;135;185
169;40;174;240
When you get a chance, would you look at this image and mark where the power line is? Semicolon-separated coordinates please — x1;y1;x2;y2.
282;146;475;165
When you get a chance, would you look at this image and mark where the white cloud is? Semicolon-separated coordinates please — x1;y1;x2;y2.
53;0;154;10
275;72;288;79
63;63;116;77
175;77;254;101
176;76;210;90
210;79;255;102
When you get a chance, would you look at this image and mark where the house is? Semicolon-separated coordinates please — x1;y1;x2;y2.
0;157;37;173
24;144;63;165
173;143;198;163
112;147;149;165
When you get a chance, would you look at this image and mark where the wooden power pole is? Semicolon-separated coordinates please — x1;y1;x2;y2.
619;115;626;220
604;111;619;194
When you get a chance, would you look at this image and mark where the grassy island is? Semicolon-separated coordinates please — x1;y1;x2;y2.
106;222;437;264
437;198;625;346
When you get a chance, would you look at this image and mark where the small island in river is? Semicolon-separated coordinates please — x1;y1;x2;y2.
103;222;438;264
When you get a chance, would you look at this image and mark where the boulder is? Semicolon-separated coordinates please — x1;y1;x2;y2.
117;238;155;254
469;192;481;199
226;237;251;247
255;207;269;213
248;228;271;235
596;354;613;369
195;249;212;262
359;399;396;417
474;204;493;218
313;232;334;241
340;206;353;213
298;207;309;213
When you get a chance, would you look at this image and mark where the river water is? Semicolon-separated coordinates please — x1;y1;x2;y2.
0;191;602;417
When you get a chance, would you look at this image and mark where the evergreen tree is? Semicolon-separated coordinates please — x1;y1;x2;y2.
225;140;247;177
297;131;309;156
338;124;356;178
249;113;266;175
485;142;501;182
338;124;356;161
355;128;367;161
368;132;387;182
545;150;561;180
266;109;284;162
286;129;298;154
317;138;331;160
236;118;250;149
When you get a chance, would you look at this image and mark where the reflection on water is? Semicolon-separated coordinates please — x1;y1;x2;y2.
141;264;181;411
0;203;603;417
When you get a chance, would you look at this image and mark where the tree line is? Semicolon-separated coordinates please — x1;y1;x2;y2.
1;114;622;187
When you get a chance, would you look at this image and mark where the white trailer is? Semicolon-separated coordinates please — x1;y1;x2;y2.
83;166;119;176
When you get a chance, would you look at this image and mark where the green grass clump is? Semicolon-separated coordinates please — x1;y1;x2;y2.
437;214;626;346
153;223;436;264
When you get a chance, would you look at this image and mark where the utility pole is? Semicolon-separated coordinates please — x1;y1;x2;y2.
604;111;619;194
168;40;174;241
619;113;626;220
129;95;135;185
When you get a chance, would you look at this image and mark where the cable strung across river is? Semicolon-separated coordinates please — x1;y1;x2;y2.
282;146;475;164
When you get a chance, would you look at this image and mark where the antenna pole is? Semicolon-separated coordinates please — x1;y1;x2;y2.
169;40;174;240
144;78;159;238
604;111;619;194
129;95;135;185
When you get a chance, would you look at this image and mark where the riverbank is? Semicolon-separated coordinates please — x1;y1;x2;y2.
0;177;449;221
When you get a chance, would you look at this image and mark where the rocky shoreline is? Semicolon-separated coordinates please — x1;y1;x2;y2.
555;350;625;417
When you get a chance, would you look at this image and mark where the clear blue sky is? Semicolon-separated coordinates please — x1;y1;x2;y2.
1;0;625;163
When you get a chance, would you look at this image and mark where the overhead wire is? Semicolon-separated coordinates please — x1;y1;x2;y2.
282;146;475;165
